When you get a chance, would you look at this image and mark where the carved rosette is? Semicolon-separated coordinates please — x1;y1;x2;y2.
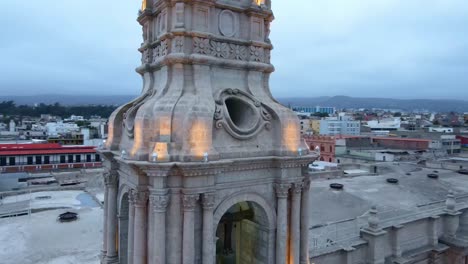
150;193;169;213
182;194;199;211
173;36;184;53
104;171;118;187
214;88;272;140
129;189;149;207
275;183;290;199
202;193;216;210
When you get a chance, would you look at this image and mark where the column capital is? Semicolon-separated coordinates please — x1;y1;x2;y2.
302;179;311;190
150;193;169;212
292;181;303;194
182;194;199;211
130;189;149;207
275;183;290;198
202;193;216;210
104;171;118;187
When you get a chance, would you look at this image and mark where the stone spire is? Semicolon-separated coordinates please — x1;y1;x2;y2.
105;0;308;163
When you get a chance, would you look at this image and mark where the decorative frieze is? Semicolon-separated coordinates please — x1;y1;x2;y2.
193;37;270;63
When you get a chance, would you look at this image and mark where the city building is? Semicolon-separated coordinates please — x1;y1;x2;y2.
0;143;101;173
372;137;431;150
47;133;84;145
292;106;336;115
365;117;401;131
319;116;360;136
457;135;468;148
304;135;335;162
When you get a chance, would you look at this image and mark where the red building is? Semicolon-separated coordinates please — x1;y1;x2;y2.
0;143;101;173
457;135;468;148
371;137;430;150
303;135;335;162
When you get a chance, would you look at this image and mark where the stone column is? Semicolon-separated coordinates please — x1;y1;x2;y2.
150;192;169;264
101;184;109;261
128;199;135;264
131;189;149;264
202;193;216;264
300;179;311;264
105;172;119;263
361;206;387;264
182;194;199;264
275;183;290;264
291;182;302;264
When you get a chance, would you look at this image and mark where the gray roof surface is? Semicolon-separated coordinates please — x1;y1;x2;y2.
309;163;468;226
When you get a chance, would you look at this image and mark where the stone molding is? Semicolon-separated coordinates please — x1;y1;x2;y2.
182;194;199;211
129;189;149;207
275;183;290;198
150;193;169;213
136;155;317;177
202;193;216;210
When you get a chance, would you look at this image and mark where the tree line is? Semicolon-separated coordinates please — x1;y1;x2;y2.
0;101;118;119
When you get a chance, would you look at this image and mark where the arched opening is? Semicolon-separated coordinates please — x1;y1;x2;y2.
118;193;129;264
215;201;269;264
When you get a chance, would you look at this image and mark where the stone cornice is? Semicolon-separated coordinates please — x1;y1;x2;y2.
114;154;316;178
137;53;275;74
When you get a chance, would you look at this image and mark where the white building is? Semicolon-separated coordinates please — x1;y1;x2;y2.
319;116;360;136
366;118;401;131
45;122;79;136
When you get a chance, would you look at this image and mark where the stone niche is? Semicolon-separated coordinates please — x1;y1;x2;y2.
105;0;306;162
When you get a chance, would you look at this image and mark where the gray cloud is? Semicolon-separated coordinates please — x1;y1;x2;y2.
1;0;467;99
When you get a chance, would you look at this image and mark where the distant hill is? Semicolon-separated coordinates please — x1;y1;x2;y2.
1;94;467;112
278;96;468;112
0;94;137;106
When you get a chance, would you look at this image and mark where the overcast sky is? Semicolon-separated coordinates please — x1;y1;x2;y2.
1;0;467;99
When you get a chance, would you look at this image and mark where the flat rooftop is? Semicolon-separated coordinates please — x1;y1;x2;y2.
309;163;468;226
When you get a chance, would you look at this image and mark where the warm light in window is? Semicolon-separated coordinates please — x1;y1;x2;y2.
141;0;147;10
256;0;265;5
189;121;210;159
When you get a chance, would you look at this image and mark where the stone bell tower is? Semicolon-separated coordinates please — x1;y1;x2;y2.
100;0;317;263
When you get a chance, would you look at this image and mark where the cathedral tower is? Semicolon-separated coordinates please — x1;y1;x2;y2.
100;0;317;263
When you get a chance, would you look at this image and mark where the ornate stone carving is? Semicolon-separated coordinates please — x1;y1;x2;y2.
152;40;168;63
230;44;247;60
192;37;270;64
182;194;199;211
202;193;216;209
250;46;264;62
219;10;237;37
193;37;210;55
129;189;149;207
104;171;118;187
210;41;229;58
275;183;290;198
292;182;303;194
150;193;169;212
214;88;272;140
173;36;184;53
